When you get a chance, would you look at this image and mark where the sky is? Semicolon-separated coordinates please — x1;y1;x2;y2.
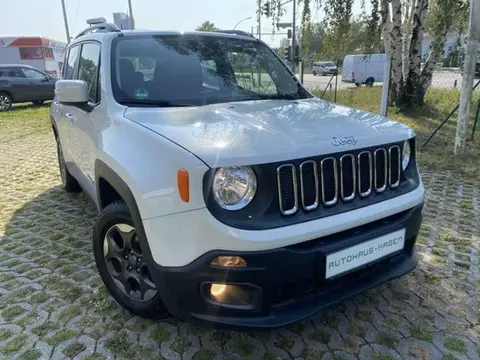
0;0;361;47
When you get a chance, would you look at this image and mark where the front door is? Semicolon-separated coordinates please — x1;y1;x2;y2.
19;67;54;100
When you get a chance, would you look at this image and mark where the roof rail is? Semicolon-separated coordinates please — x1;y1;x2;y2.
214;30;255;38
75;23;120;39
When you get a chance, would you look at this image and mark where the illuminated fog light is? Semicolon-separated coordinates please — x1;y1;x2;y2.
208;283;252;306
210;256;247;267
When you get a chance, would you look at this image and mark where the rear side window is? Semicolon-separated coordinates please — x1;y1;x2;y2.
0;68;22;78
65;46;80;80
78;43;101;103
21;68;46;79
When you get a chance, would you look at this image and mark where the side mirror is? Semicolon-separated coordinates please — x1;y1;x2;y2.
55;80;88;104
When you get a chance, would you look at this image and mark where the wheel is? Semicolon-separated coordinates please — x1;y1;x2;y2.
355;82;361;87
312;71;316;76
365;78;374;87
32;100;45;105
93;201;168;319
322;72;326;76
0;92;12;111
55;135;81;193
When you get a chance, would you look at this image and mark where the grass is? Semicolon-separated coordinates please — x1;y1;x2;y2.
2;305;26;321
1;333;28;355
17;348;41;360
313;87;480;182
444;337;467;353
63;342;87;358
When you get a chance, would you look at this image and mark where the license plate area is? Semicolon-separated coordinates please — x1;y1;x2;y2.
325;229;406;279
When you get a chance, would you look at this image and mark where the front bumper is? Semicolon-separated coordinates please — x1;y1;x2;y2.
149;203;423;329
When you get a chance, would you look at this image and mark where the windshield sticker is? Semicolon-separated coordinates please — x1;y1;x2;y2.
134;88;149;99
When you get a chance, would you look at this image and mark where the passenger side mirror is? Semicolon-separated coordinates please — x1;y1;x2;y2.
55;80;89;104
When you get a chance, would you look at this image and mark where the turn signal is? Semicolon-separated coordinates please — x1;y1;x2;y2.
177;169;189;203
210;256;247;267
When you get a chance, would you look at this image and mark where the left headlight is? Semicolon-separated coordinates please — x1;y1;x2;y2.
402;140;411;170
213;166;257;211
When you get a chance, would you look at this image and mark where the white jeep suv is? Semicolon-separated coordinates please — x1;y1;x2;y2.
50;23;424;329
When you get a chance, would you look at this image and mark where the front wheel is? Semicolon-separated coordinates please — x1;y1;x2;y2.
365;78;374;87
0;93;12;111
93;201;168;319
312;71;316;76
32;100;45;105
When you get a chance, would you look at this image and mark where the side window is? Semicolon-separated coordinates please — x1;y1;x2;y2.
65;46;80;80
20;68;46;79
200;59;220;90
0;68;19;77
78;43;101;103
229;52;277;95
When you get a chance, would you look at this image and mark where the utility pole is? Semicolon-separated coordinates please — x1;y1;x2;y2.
257;1;262;40
454;0;480;154
291;0;296;75
60;0;71;43
127;0;135;29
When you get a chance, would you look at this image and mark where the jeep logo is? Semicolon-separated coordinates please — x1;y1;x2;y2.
332;136;357;146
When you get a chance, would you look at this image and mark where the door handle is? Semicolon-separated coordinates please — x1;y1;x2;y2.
66;113;74;121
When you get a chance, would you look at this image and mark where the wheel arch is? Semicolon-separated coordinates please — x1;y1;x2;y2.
50;115;58;138
0;90;14;102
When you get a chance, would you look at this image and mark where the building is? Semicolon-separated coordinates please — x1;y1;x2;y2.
113;12;133;30
421;32;463;61
0;37;67;77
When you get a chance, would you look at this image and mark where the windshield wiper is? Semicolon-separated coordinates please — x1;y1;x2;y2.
118;99;195;107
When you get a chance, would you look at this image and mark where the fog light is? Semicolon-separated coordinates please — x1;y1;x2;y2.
208;283;252;306
210;256;247;267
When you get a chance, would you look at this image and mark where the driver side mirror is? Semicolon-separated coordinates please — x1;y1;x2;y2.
55;80;89;104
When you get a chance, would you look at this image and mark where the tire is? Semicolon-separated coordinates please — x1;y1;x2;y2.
365;78;374;87
55;135;81;193
93;201;168;319
355;82;361;87
32;100;45;105
0;92;12;111
312;71;316;76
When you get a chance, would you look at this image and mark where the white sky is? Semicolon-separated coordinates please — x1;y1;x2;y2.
1;0;362;47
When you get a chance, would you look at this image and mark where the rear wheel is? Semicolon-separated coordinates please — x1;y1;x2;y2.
55;136;81;193
0;93;12;111
365;78;374;87
93;201;168;319
355;82;361;87
32;100;45;105
312;71;316;76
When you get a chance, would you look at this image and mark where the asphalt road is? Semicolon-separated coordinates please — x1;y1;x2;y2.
299;70;466;91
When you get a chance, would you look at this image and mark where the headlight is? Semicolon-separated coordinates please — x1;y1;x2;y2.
402;140;411;170
213;166;257;210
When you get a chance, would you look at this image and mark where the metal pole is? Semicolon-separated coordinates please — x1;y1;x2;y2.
258;1;261;40
60;0;71;43
334;59;339;103
234;17;252;30
380;55;392;116
472;99;480;139
291;0;296;75
127;0;135;29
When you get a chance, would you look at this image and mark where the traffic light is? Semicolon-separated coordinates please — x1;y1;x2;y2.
263;2;271;17
284;45;291;61
294;45;300;63
287;29;292;39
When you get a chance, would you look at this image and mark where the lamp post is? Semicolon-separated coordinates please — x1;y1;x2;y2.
233;16;252;30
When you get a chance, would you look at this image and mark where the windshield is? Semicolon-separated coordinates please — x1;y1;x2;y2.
324;62;336;67
111;34;310;107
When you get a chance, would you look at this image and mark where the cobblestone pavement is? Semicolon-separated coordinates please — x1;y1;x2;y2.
0;108;479;360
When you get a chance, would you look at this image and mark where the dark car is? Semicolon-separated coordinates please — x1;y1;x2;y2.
0;64;58;111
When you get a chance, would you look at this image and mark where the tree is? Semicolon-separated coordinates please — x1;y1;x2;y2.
196;21;219;32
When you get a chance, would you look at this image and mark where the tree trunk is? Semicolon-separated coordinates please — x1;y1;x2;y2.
389;0;404;104
379;0;391;54
401;0;429;106
402;0;417;79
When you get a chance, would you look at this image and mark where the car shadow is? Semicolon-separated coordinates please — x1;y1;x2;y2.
9;101;52;112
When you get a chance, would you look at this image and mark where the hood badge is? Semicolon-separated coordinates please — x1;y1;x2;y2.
332;136;357;147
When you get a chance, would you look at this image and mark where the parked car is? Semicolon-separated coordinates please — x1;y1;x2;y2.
342;54;386;87
51;22;424;329
312;61;337;76
0;64;58;110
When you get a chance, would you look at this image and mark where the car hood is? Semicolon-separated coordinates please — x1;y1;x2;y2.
123;98;414;168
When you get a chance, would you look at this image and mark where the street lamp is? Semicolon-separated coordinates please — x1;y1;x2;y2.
233;16;252;30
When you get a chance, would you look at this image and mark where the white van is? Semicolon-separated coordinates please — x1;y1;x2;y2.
342;54;385;86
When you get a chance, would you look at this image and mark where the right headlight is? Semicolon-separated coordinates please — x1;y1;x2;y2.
402;140;411;170
213;166;257;211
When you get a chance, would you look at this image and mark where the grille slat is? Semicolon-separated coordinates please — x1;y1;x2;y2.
276;144;404;216
300;161;319;211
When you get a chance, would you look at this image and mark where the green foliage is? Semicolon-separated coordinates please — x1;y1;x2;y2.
195;21;219;32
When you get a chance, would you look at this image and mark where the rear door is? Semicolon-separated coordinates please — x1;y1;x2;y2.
0;67;26;102
19;67;54;100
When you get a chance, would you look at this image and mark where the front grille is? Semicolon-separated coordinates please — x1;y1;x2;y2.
277;144;403;215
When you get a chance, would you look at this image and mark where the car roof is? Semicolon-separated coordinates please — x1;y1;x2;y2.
69;27;259;47
0;64;36;69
